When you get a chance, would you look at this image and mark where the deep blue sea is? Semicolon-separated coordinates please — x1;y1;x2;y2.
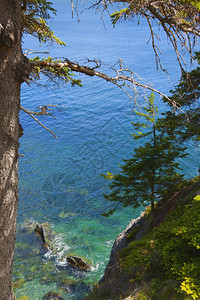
13;1;200;299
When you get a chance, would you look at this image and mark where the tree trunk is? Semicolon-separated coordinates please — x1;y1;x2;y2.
0;1;22;299
151;117;156;211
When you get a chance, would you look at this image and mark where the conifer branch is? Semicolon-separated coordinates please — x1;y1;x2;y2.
30;58;180;109
91;0;200;71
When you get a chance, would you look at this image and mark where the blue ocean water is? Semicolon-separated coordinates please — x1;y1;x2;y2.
13;1;200;299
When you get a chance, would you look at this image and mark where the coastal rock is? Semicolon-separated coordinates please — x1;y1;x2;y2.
110;213;146;256
21;219;38;233
21;220;93;272
66;255;91;271
34;222;55;251
87;213;146;299
42;292;64;300
21;220;56;251
88;179;200;299
59;278;92;295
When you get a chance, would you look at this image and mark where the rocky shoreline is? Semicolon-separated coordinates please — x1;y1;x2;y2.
87;213;146;300
88;177;200;300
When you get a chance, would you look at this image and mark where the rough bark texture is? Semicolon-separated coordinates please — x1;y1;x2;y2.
0;1;22;299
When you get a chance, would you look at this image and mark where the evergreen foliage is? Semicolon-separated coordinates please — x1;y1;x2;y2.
120;193;200;299
102;93;187;215
30;56;82;87
22;0;82;87
159;51;200;142
97;0;200;71
22;0;65;45
0;1;199;299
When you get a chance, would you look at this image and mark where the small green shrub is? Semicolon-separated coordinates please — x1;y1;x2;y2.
120;195;200;299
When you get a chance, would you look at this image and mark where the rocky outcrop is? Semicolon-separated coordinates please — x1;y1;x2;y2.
34;222;56;251
42;292;64;300
21;219;93;272
66;255;91;271
109;213;146;256
87;213;146;299
22;220;56;252
88;178;200;300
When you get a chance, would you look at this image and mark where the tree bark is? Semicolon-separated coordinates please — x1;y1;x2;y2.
151;120;156;210
0;1;22;299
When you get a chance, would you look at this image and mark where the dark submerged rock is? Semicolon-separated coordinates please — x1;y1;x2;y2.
42;291;64;300
21;219;37;233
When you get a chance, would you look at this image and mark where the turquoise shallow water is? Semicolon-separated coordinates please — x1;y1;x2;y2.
13;1;200;299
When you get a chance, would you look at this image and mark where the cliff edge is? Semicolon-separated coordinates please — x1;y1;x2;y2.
88;177;200;300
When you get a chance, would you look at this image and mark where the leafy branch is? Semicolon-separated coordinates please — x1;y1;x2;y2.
22;0;65;45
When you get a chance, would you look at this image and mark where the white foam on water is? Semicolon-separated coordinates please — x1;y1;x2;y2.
44;234;71;263
90;263;99;272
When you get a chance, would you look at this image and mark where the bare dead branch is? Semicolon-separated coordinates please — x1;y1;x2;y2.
24;49;50;56
22;104;57;119
38;104;62;112
30;58;178;108
123;287;141;300
20;105;57;138
29;58;192;120
71;0;74;18
90;0;200;71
